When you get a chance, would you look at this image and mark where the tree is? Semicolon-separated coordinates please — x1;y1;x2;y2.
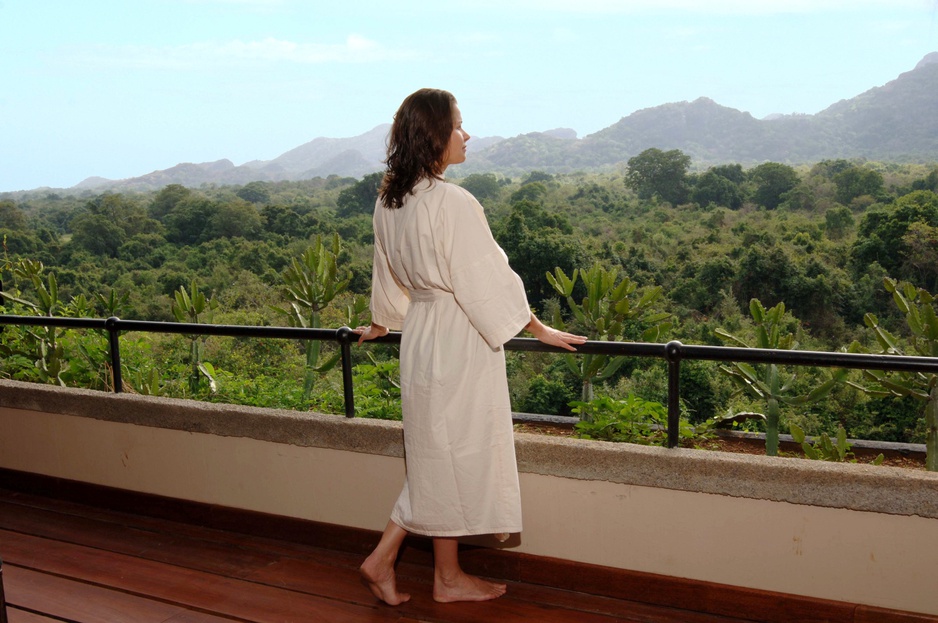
0;200;27;230
625;148;690;205
206;200;263;239
494;200;581;310
336;172;384;218
692;170;743;209
522;170;554;184
833;166;884;205
458;173;501;201
825;206;855;240
149;184;193;221
236;181;271;204
509;182;548;204
70;213;126;257
262;204;304;236
164;196;219;245
709;163;746;185
851;190;938;290
749;162;799;210
911;167;938;192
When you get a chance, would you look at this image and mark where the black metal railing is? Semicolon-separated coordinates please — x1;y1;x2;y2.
2;314;938;448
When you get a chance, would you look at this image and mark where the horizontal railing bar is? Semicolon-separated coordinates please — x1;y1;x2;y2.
678;343;938;373
3;315;938;372
0;316;107;330
0;316;346;341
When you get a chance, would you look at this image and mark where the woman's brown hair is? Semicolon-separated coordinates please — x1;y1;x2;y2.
379;88;456;210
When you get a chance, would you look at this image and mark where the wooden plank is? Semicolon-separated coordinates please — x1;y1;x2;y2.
0;498;401;612
5;566;234;623
0;499;278;580
251;557;644;623
8;608;63;623
1;530;398;623
4;477;887;623
8;609;62;623
856;605;938;623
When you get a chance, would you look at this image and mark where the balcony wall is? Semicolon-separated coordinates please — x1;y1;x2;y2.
0;379;936;616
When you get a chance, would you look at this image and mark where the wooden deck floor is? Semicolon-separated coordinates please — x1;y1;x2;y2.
0;485;756;623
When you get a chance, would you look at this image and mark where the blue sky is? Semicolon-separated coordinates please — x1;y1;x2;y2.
1;0;936;192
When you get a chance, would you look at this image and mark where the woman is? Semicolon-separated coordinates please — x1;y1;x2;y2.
354;88;585;605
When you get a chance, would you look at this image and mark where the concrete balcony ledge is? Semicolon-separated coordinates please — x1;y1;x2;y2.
2;379;936;520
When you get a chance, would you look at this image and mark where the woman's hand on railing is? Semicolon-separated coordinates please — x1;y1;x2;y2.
353;323;389;345
525;314;587;352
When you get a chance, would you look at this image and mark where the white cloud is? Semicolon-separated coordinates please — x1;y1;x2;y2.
61;36;417;70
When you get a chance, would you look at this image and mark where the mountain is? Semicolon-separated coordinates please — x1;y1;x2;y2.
74;54;938;190
461;55;938;172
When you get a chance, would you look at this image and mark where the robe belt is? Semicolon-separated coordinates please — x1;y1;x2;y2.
408;289;455;302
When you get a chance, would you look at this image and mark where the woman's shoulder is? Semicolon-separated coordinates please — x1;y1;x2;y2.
429;180;481;206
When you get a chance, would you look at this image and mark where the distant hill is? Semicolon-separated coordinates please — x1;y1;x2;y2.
74;54;938;191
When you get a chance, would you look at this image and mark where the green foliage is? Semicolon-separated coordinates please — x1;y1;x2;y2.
336;172;383;218
692;169;743;210
236;181;271;204
547;264;670;404
749;162;799;210
353;353;402;420
833;165;884;205
851;190;938;291
494;200;583;311
790;423;884;465
571;394;708;446
0;200;28;230
272;233;355;401
625;148;691;204
171;280;218;395
518;374;577;416
851;278;938;470
458;173;502;201
716;299;845;456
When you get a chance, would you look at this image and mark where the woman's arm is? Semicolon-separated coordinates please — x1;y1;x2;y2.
525;314;587;352
353;322;389;345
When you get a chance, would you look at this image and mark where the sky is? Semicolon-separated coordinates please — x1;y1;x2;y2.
1;0;937;192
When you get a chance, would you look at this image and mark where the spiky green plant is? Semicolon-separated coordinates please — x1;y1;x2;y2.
716;299;844;456
546;264;670;405
272;233;350;401
172;280;218;395
851;278;938;471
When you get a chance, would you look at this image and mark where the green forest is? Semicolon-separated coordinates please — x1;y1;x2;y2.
2;150;938;463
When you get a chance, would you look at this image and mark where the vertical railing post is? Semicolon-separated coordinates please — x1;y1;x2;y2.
337;327;355;418
665;340;683;448
105;316;123;393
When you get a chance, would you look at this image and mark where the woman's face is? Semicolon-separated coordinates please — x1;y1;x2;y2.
441;103;470;170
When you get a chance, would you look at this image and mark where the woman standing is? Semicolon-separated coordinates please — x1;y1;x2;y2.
354;88;585;605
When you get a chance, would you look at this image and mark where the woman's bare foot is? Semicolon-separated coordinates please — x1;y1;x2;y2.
433;569;507;603
360;553;411;606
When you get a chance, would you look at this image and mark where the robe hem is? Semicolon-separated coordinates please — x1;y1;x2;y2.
391;514;522;538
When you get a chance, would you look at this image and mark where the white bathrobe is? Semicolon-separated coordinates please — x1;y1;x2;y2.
370;178;530;537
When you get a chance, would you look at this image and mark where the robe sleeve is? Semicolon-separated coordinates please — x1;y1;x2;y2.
370;206;410;330
443;185;531;350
